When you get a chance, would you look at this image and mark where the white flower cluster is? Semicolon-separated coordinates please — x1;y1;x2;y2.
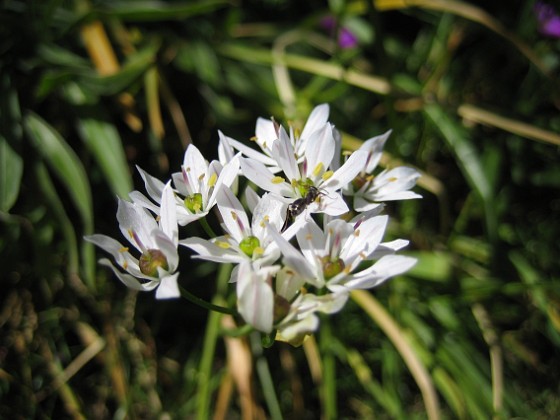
86;104;421;345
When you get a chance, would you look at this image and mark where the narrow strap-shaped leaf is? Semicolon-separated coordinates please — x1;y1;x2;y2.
77;116;133;199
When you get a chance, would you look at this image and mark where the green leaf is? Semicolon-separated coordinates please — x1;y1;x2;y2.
424;104;498;244
97;0;229;21
79;41;160;96
0;136;23;212
0;83;23;213
77;117;133;199
23;112;93;232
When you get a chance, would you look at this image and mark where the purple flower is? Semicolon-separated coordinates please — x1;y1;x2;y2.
320;16;358;49
535;1;560;38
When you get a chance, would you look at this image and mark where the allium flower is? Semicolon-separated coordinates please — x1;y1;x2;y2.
535;2;560;38
130;144;239;226
267;215;416;292
180;186;302;282
275;290;349;346
239;121;368;218
342;130;422;212
222;103;331;173
236;262;280;333
85;182;180;299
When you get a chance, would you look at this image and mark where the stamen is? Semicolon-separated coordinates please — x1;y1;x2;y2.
272;176;285;184
312;162;324;177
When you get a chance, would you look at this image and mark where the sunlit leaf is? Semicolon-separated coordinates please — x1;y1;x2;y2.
23;112;93;231
77;117;133;199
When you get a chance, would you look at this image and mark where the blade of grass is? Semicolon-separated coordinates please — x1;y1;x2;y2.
24;112;96;287
77;116;133;199
352;290;441;420
424;104;497;245
373;0;549;77
458;104;560;147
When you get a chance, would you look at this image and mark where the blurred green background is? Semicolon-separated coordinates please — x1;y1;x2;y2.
2;0;560;418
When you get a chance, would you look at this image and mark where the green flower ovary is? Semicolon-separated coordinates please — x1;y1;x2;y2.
293;178;315;197
184;193;203;213
239;235;262;258
139;249;169;277
321;255;345;280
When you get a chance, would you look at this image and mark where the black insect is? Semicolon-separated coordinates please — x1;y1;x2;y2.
281;186;322;232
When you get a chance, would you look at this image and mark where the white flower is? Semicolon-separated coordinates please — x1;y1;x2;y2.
267;215;417;292
130;144;239;226
275;290;349;346
85;182;180;299
343;130;422;212
239;122;368;218
236;262;279;333
223;103;331;173
180;187;301;281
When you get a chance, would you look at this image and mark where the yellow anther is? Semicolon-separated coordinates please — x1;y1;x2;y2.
119;246;129;253
208;172;218;187
216;241;231;249
198;173;205;181
322;170;334;181
312;162;324;177
253;247;264;256
354;229;361;237
272;176;285;184
231;211;238;221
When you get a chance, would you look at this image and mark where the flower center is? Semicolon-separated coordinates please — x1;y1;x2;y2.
320;255;345;280
139;249;169;277
184;192;203;213
293;178;315;198
239;235;262;258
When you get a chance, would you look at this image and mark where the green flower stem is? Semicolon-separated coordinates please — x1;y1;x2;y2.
320;316;337;420
196;264;232;420
251;333;283;420
199;216;217;238
179;286;236;315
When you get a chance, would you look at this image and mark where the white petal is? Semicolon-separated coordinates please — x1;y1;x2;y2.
237;263;274;333
116;198;158;250
155;272;181;299
322;150;368;190
159;182;178;245
183;144;208;194
266;223;320;287
338;255;417;290
342;215;388;261
180;237;244;263
300;104;330;141
271;126;300;182
228;135;278;167
99;258;158;292
129;190;161;215
358;130;391;173
217;186;251;242
239;157;292;197
135;166;165;203
311;192;349;216
304;124;334;182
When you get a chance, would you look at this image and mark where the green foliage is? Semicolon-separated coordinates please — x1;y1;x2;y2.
2;0;560;419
